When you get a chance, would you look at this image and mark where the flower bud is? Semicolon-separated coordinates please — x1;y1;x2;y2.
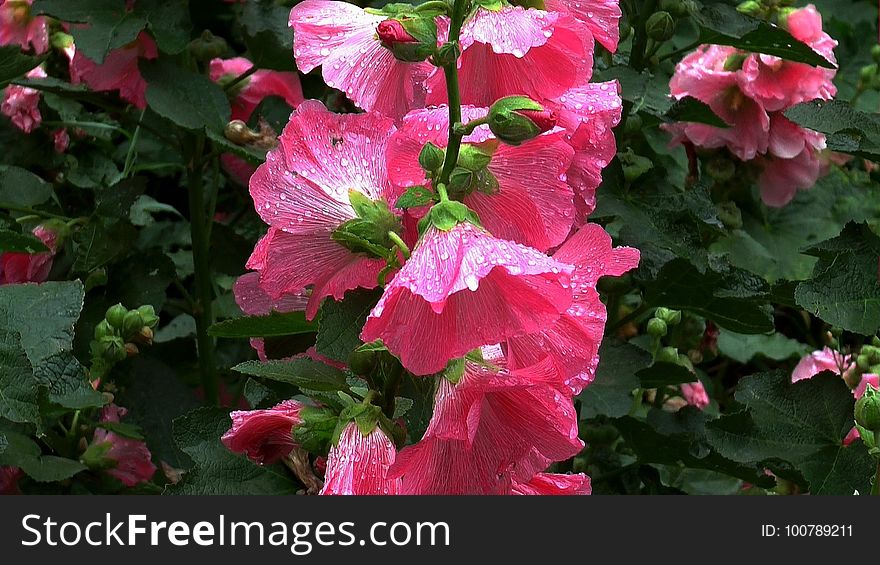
736;1;762;17
94;319;114;341
418;142;445;173
858;354;872;371
456;144;492;171
860;64;877;83
646;12;676;42
136;305;160;329
656;307;682;326
105;304;128;329
377;18;436;63
716;201;743;230
377;19;417;45
647;317;668;337
122;310;145;337
872;45;880;64
98;336;127;363
487;96;556;145
660;0;692;17
854;385;880;431
657;346;679;364
188;30;228;62
348;348;379;376
125;342;140;357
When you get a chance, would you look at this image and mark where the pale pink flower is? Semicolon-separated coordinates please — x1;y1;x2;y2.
247;101;397;319
0;0;48;54
512;472;592;495
289;0;432;119
544;0;621;52
70;32;158;109
1;66;45;133
792;347;855;383
427;7;595;107
505;224;639;394
209;57;304;122
91;405;156;487
0;223;58;284
390;357;583;494
681;381;710;410
361;222;575;375
385;105;576;252
221;399;306;465
0;466;23;494
320;422;401;495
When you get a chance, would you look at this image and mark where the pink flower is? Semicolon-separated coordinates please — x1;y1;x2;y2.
0;223;58;284
361;222;574;376
427;7;595;108
504;223;640;394
512;472;592;495
792;347;855;383
233;272;309;361
209;57;304;122
90;405;156;487
386;105;576;252
70;32;158;109
1;66;45;133
0;0;48;54
247;101;397;319
681;381;710;410
289;0;432;119
221;399;306;465
0;466;23;495
320;422;401;495
52;128;70;153
390;357;583;494
854;374;880;400
544;0;621;52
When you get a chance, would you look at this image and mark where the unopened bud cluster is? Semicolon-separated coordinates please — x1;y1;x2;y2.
91;304;159;378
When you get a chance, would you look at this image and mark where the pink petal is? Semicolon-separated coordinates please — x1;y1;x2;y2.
545;0;621;52
512;472;592;495
210;57;303;121
0;0;48;54
69;33;158;108
233;271;309;316
221;399;305;465
758;148;822;207
791;347;854;383
320;422;400;495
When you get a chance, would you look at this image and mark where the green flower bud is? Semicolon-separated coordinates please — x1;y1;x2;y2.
736;1;763;17
656;307;682;326
97;335;127;363
122;310;145;337
873;336;880;348
487;96;557;145
716;201;743;230
348;348;379;376
646;12;675;42
418;142;445;173
854;385;880;432
661;0;692;17
105;303;128;329
657;346;679;364
776;7;796;30
647;317;668;337
456;144;492;171
857;354;872;371
872;45;880;64
860;64;877;83
94;319;114;340
188;30;228;62
136;305;160;329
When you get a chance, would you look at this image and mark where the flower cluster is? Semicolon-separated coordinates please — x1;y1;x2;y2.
224;0;639;495
666;4;837;207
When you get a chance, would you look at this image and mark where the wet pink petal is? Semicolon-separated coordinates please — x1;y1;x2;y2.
791;347;855;383
0;0;48;54
209;57;304;121
69;32;158;109
545;0;621;52
320;422;401;495
512;472;592;495
221;399;305;465
361;223;574;375
234;271;309;316
1;66;45;133
91;405;156;487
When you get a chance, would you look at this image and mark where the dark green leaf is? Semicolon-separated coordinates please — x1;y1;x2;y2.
785;100;880;159
315;289;381;363
579;341;649;419
232;358;349;392
716;329;809;364
239;0;296;71
209;311;317;338
141;59;231;132
0;166;54;208
0;45;45;84
636;362;699;388
135;0;192;54
0;229;49;253
0;427;86;482
664;96;729;128
96;421;145;440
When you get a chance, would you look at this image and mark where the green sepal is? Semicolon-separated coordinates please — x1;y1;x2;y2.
395;185;436;209
418;200;482;232
293;406;338;455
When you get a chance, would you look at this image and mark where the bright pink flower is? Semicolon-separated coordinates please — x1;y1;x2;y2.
390;357;583;494
289;0;432;119
0;0;48;54
0;466;23;494
320;422;401;495
681;381;710;410
361;222;574;375
0;224;58;284
221;399;306;465
740;5;837;113
544;0;621;52
376;19;417;47
247;101;397;319
427;7;595;107
854;373;880;400
512;472;592;495
70;32;158;109
792;347;855;383
91;405;156;487
1;66;45;133
386;105;575;251
209;57;304;122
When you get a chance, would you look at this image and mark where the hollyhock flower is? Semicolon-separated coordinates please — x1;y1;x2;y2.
385;105;576;251
1;66;45;133
361;222;575;375
427;7;595;108
504;223;640;394
221;399;306;465
544;0;621;52
0;0;48;54
681;381;710;410
512;472;592;495
791;347;855;383
0;224;58;284
844;374;880;445
390;357;583;494
740;5;837;113
320;422;401;495
289;0;432;119
757;115;827;207
0;466;23;495
70;32;158;109
52;128;70;153
90;405;156;487
233;272;309;361
247;101;398;319
209;57;304;122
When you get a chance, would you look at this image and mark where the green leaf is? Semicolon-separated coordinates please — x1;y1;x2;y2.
239;0;296;71
706;371;876;494
0;229;49;253
795;223;880;335
0;166;54;208
0;45;44;84
33;352;105;410
395;185;436;209
169;407;300;494
134;0;193;54
636;362;699;388
0;427;86;482
784;100;880;159
717;329;809;364
579;341;649;419
97;421;145;440
692;4;835;68
0;333;40;424
646;258;774;334
209;311;317;338
233;358;350;392
315;289;381;364
141;59;231;132
664;97;729;128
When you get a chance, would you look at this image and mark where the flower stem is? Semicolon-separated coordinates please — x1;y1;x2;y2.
629;0;658;72
387;231;411;259
223;65;257;92
437;0;469;186
186;135;219;406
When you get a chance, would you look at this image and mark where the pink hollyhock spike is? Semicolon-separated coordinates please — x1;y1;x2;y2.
69;32;158;109
0;466;23;495
247;101;397;319
791;347;855;383
505;223;640;394
386;106;576;251
512;472;592;495
221;399;306;465
390;358;583;494
427;7;595;107
0;223;58;285
320;422;401;495
0;0;48;54
361;222;574;375
209;57;304;122
544;0;621;52
289;0;432;119
91;405;157;487
681;381;710;410
1;66;45;133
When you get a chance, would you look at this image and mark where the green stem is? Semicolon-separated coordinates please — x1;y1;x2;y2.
388;231;411;259
0;204;71;221
186;135;219;406
122;109;146;179
223;65;257;92
629;0;658;72
658;40;701;63
437;0;469;186
415;0;451;13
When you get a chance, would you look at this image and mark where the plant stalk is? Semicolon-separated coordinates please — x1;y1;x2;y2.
437;0;469;186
